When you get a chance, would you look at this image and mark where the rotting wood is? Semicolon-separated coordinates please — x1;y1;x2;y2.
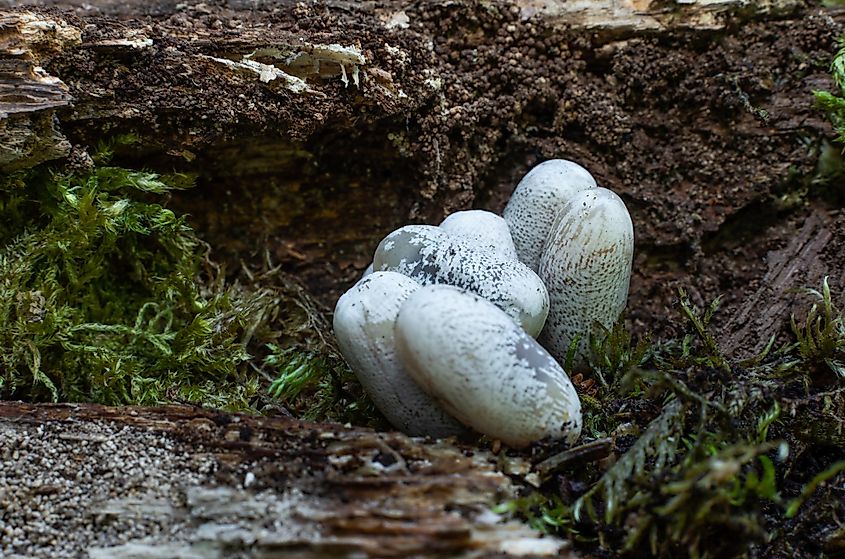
723;207;843;359
0;11;78;170
1;0;804;30
0;402;571;558
515;0;802;33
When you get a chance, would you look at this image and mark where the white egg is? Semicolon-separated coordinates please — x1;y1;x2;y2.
538;187;634;369
373;224;549;337
395;285;582;448
333;271;467;437
503;159;597;271
439;210;519;261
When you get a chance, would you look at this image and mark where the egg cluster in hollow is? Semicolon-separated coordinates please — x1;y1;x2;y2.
333;159;634;448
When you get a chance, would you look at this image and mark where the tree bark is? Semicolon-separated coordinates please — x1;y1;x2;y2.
723;205;845;358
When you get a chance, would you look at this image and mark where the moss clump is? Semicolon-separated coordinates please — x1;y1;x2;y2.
814;37;845;148
0;144;369;420
813;36;845;204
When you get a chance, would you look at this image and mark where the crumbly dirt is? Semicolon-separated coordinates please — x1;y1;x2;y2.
12;1;842;348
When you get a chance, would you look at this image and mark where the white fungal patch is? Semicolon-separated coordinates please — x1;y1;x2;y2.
202;55;310;93
333;272;467;438
503;159;597;271
439;210;519;262
395;285;582;448
373;225;549;337
538;187;634;369
246;43;365;88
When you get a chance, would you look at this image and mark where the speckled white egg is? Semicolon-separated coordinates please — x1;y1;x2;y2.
439;210;519;261
538;187;634;369
333;271;467;438
373;225;549;337
395;285;582;448
503;159;597;271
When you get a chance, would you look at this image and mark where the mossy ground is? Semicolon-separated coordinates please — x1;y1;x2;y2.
493;284;845;557
0;137;374;424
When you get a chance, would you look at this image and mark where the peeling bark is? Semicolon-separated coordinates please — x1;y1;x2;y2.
0;11;78;170
723;206;843;358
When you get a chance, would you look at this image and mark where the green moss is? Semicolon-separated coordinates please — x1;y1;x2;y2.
267;345;380;423
815;38;845;147
0;162;240;405
0;142;369;421
789;278;845;381
813;36;845;204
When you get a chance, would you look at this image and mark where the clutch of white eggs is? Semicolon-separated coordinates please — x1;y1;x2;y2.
333;160;634;448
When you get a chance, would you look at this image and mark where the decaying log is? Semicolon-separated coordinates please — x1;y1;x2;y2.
0;11;78;170
723;206;845;358
0;402;570;558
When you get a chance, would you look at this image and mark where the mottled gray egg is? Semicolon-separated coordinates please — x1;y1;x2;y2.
395;285;582;448
538;187;634;369
333;271;467;438
439;210;519;261
373;224;549;337
503;159;597;271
